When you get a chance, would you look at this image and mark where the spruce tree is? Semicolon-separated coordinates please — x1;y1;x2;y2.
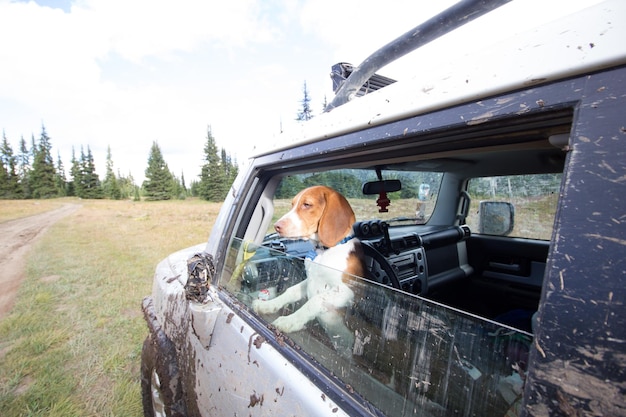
55;151;67;196
171;174;185;200
30;125;58;198
69;147;82;197
0;137;8;198
18;136;31;198
175;171;190;199
296;81;313;121
143;141;175;200
221;148;238;191
81;146;103;199
189;179;200;197
102;145;122;199
181;172;187;194
1;131;20;198
199;126;227;201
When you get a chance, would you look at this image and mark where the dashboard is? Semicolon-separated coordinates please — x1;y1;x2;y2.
353;220;472;295
247;221;473;298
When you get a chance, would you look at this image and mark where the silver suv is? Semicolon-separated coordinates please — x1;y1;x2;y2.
141;2;626;416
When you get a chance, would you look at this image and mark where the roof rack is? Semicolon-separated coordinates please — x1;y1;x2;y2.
325;0;512;112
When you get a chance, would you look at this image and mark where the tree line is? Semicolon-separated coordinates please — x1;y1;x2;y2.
2;81;316;201
0;124;238;202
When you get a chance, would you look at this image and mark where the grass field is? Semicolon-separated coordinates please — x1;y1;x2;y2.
0;198;220;417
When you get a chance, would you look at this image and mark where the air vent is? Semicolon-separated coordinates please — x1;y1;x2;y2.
404;234;422;248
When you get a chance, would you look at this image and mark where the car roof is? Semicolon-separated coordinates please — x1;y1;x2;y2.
254;0;626;158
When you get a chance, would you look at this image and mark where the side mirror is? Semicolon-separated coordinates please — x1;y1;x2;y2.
362;179;401;195
478;201;514;236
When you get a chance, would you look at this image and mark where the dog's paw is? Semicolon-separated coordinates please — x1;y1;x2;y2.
252;299;274;314
251;299;263;313
272;315;304;333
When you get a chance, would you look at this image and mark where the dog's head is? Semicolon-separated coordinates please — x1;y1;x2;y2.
274;185;356;247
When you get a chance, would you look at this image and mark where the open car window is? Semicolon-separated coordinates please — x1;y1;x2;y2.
222;236;533;417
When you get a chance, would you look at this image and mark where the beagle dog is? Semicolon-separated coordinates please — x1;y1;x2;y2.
252;185;365;353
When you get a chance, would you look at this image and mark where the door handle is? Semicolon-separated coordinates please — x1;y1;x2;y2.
488;261;521;272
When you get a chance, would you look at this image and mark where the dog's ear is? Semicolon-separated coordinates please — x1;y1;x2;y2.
317;188;356;247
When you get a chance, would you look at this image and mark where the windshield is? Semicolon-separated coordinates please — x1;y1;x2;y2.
273;170;443;228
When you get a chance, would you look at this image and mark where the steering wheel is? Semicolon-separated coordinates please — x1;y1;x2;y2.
359;241;402;289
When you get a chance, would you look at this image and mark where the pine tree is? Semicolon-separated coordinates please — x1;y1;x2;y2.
80;146;103;199
321;95;328;113
221;148;238;190
69;147;82;197
296;81;313;121
117;170;136;199
199;126;227;201
189;179;200;197
17;136;31;198
143;141;175;200
30;125;58;198
1;131;20;198
55;151;67;196
175;171;187;200
171;174;185;200
0;132;9;195
133;185;141;201
102;145;122;199
181;172;187;193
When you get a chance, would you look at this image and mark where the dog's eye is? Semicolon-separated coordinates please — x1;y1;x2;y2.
302;202;312;209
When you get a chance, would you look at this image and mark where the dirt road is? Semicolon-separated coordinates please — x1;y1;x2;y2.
0;204;80;320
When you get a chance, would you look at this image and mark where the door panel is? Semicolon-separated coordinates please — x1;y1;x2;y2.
464;235;548;329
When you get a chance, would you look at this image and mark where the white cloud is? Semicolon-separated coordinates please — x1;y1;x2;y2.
75;0;278;62
0;0;606;186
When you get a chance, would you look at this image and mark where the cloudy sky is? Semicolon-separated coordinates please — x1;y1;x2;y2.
0;0;602;185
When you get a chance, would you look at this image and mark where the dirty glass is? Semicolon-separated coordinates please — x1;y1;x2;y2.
466;173;561;240
223;237;532;417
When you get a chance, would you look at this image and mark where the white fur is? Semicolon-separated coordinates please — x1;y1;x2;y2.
253;240;355;333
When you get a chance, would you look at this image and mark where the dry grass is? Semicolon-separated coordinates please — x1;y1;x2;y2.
0;199;72;223
0;198;220;417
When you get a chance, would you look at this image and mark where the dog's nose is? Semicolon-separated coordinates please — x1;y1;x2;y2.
274;222;282;233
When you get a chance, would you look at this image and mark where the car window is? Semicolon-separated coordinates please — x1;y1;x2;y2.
222;236;532;417
465;174;561;240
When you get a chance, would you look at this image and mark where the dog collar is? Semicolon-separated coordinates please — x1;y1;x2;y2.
305;235;354;260
338;235;354;245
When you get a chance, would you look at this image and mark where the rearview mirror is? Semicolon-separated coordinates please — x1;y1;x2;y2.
478;201;514;236
362;179;401;195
